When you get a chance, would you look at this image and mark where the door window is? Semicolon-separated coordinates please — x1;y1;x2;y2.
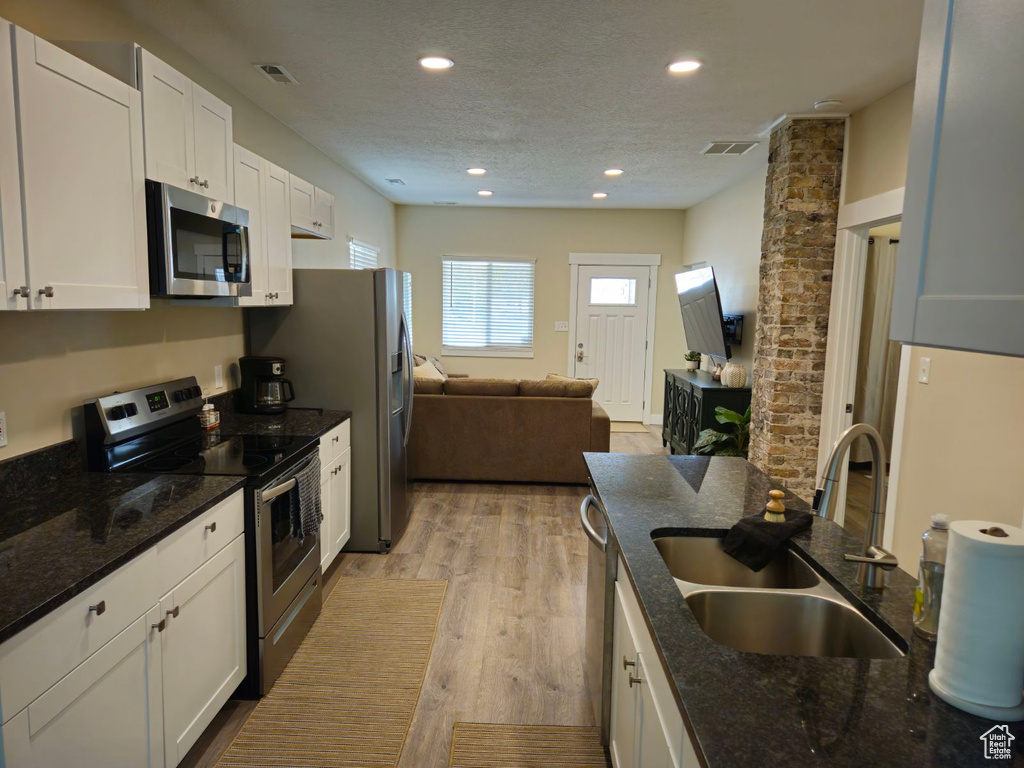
590;277;637;306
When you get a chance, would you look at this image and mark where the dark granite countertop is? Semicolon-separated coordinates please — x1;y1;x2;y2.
211;392;350;438
0;446;243;644
585;453;1023;768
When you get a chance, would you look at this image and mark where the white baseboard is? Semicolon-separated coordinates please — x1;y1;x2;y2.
644;415;663;427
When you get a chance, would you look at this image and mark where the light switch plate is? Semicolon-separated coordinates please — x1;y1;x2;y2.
555;321;569;332
918;356;931;384
214;365;224;390
0;411;7;448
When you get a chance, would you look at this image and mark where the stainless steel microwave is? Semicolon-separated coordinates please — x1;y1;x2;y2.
146;180;250;298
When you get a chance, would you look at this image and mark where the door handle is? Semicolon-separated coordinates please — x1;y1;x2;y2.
576;350;585;362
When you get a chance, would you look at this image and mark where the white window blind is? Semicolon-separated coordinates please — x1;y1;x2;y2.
442;258;535;357
402;271;413;343
349;239;379;270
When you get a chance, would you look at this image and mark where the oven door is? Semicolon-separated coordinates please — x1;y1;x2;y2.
148;180;250;298
255;455;321;636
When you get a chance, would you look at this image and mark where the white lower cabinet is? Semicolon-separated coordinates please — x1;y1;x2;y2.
330;447;352;557
1;605;164;768
160;534;247;766
611;571;699;768
0;490;248;768
319;457;334;573
318;423;352;572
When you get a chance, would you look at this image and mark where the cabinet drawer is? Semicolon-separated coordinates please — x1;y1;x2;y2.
319;420;350;466
156;490;244;597
0;548;160;722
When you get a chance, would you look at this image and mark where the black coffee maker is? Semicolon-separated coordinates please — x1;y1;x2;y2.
238;356;295;414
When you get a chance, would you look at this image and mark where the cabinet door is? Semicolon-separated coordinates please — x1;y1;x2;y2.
234;146;267;307
319;459;334;572
331;447;352;556
0;19;26;311
893;0;1024;356
161;535;246;767
15;30;148;310
192;83;234;203
137;48;195;191
264;161;294;305
2;607;164;768
610;590;638;768
289;173;316;233
313;186;335;239
635;653;673;768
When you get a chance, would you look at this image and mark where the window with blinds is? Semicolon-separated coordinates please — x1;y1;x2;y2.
442;258;535;357
349;239;379;270
402;271;413;343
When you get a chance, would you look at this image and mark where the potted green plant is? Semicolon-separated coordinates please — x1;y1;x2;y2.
684;350;701;371
693;406;751;458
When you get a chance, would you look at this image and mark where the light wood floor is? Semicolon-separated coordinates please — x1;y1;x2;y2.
181;427;665;768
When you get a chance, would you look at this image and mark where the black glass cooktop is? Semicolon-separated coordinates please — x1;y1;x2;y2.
122;433;309;478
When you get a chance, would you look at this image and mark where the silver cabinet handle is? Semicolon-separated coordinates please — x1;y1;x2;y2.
205;521;217;533
629;674;643;688
623;656;636;671
189;175;200;185
201;179;209;189
332;435;340;443
89;601;106;615
152;619;166;632
167;606;180;619
12;286;28;298
38;286;54;298
580;495;608;552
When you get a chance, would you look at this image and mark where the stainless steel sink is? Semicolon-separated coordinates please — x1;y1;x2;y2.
684;590;904;659
653;535;820;590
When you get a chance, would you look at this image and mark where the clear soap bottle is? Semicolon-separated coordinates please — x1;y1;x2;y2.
912;513;949;640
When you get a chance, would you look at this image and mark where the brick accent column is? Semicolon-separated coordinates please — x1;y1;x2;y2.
747;118;844;502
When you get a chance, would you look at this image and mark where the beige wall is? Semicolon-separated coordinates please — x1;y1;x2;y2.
0;0;396;459
396;206;687;417
679;165;767;375
843;82;915;204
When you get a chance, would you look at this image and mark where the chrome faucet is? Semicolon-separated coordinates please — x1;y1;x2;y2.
813;423;899;588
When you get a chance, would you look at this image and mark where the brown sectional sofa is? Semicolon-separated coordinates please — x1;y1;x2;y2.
408;377;611;484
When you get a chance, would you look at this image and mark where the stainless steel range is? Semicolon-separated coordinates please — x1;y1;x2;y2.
84;376;322;696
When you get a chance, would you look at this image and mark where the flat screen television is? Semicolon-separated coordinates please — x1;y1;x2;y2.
675;267;731;360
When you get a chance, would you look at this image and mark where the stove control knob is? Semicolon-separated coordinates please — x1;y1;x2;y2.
124;403;139;417
173;390;185;402
108;405;127;421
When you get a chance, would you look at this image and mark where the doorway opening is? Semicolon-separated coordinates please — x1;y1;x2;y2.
568;253;661;424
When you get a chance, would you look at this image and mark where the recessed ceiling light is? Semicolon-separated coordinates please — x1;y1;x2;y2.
604;168;624;177
467;167;487;176
419;56;454;70
478;190;493;197
667;60;702;74
592;192;608;200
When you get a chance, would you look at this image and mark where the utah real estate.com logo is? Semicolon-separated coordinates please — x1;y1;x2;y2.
980;725;1015;761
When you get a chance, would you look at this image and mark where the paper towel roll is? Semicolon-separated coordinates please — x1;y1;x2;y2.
929;520;1024;715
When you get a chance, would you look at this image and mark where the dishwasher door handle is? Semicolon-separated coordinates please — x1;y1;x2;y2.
580;494;608;552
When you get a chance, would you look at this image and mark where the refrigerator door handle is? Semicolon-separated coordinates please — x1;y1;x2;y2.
400;311;414;446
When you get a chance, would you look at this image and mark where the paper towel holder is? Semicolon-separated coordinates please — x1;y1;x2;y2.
929;672;1024;721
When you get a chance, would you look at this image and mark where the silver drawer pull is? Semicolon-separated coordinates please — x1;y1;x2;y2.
201;179;209;189
205;521;217;533
38;285;54;298
152;619;166;632
629;674;643;688
89;601;106;616
167;606;180;619
13;286;28;298
623;656;635;671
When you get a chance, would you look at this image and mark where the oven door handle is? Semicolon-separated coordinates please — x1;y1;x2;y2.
580;494;608;552
261;478;296;503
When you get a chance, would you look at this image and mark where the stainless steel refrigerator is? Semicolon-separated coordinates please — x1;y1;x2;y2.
246;268;412;552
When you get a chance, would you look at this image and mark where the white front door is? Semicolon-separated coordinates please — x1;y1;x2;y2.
574;265;651;422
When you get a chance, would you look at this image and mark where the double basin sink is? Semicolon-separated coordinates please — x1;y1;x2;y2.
654;535;905;659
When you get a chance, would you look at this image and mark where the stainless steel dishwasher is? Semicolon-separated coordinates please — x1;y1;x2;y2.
581;492;617;745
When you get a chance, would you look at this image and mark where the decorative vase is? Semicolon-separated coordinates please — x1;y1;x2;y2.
685;360;699;371
721;363;748;388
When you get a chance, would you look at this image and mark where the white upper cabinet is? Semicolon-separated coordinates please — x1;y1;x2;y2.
138;49;233;203
0;19;26;311
14;28;148;310
234;146;267;307
264;161;294;304
892;0;1024;357
289;173;333;239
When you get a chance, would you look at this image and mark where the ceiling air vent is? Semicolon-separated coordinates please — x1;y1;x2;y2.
386;178;406;186
701;141;759;156
432;201;459;206
254;64;298;84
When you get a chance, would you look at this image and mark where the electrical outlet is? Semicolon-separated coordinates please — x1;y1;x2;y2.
555;321;569;332
0;411;7;448
918;356;931;384
214;365;224;390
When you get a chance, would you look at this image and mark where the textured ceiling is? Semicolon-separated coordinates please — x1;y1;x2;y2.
115;0;923;208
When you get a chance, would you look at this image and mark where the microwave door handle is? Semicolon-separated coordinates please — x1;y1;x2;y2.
222;224;246;282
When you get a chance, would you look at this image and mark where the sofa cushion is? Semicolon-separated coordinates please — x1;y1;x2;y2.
520;379;571;397
444;378;520;396
414;359;445;381
546;373;599;397
414;378;444;394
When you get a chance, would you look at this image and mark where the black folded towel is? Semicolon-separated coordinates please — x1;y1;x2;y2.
722;510;814;571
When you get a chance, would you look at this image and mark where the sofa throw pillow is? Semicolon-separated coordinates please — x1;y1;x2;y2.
413;353;428;367
426;356;448;378
546;373;599;397
443;378;520;397
519;379;569;397
414;360;445;381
